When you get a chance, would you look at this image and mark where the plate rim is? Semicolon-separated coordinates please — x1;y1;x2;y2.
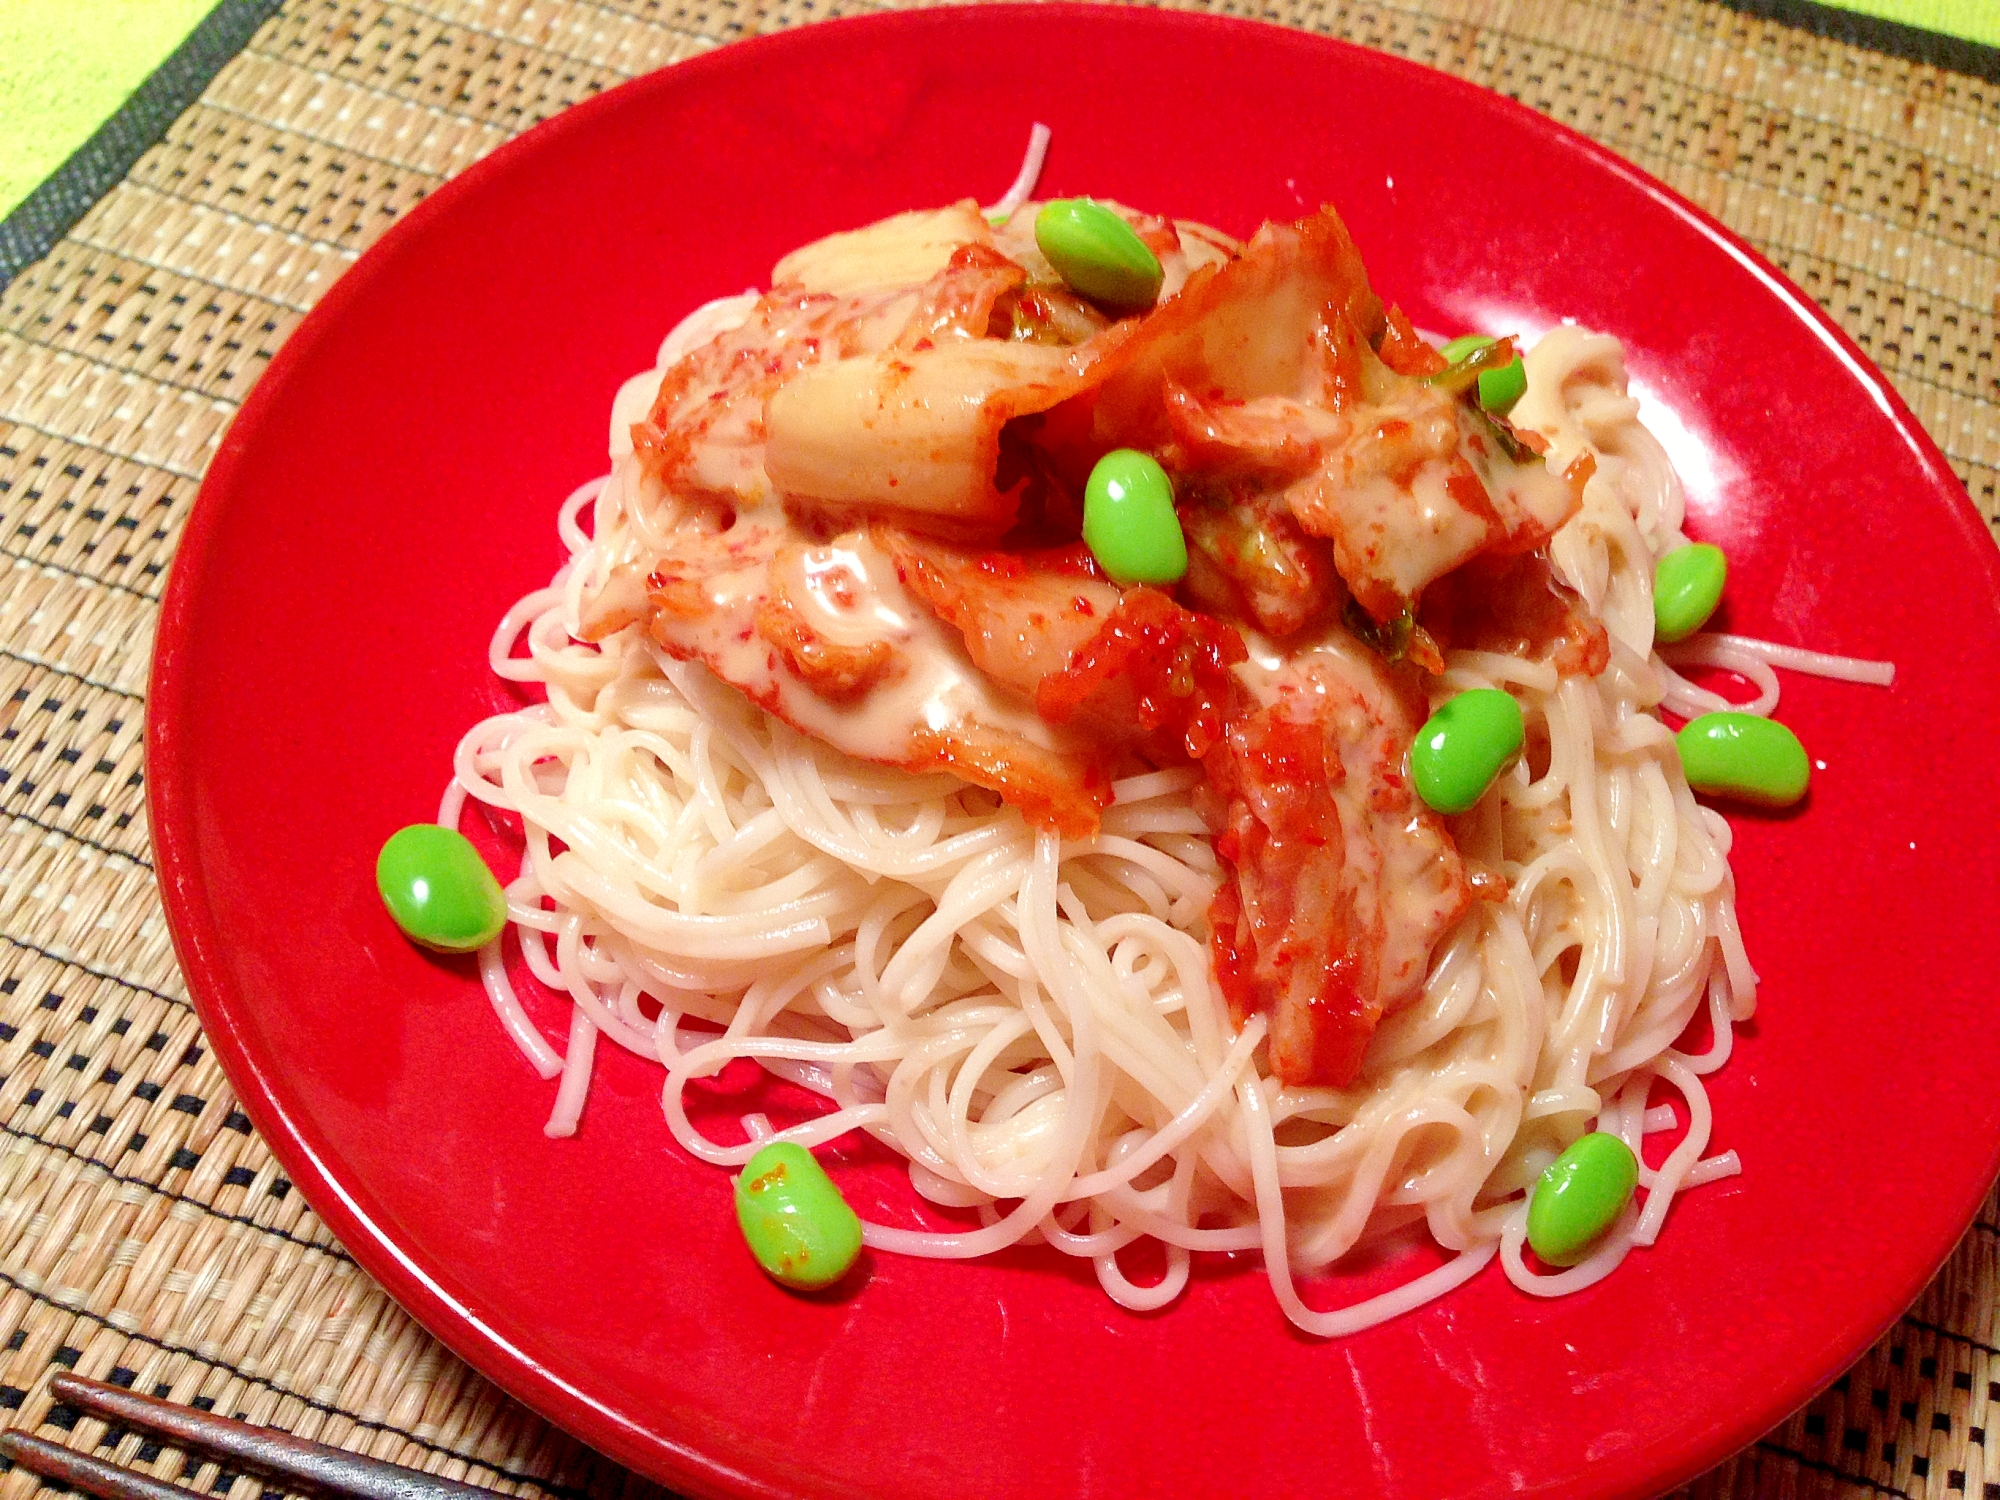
144;9;2000;1499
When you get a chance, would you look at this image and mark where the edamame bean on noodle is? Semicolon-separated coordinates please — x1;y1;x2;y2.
432;139;1896;1332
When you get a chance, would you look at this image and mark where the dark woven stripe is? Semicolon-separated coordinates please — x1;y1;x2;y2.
0;935;187;1009
0;1;287;291
1714;0;2000;81
0;543;162;603
0;1119;341;1259
1905;1315;2000;1361
0;808;151;869
1753;1440;1915;1499
0;650;144;702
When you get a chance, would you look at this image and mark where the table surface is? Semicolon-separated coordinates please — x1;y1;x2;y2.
0;3;1995;1499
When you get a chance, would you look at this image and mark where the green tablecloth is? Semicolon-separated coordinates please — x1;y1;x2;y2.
1835;0;2000;42
0;1;219;217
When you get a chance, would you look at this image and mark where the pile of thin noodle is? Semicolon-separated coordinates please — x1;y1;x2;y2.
439;313;1891;1336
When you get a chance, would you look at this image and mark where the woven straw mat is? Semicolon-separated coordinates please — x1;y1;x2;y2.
0;1;1994;1497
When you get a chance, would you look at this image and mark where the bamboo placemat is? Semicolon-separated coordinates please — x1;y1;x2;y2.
0;3;1995;1498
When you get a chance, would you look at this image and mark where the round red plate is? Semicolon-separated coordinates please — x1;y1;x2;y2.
148;10;2000;1500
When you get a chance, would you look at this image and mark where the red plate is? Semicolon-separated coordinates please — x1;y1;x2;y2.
148;9;2000;1499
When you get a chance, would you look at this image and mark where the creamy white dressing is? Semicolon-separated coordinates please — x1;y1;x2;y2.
1461;407;1580;541
657;291;758;366
1232;627;1465;1012
585;210;1141;802
1325;467;1492;603
778;533;1071;756
1233;623;1378;699
601;197;1578;883
636;284;926;511
609;292;761;458
608;368;665;459
774;203;995;294
781;541;919;648
646;516;1079;770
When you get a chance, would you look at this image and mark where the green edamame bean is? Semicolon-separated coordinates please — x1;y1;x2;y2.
1083;450;1187;585
1653;542;1727;643
376;824;507;953
1477;356;1527;413
1677;711;1810;808
1034;199;1163;313
1438;334;1496;364
1527;1132;1639;1266
1411;689;1525;815
734;1140;863;1291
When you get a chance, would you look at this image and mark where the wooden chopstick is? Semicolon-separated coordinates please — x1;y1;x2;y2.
0;1431;211;1500
0;1373;499;1500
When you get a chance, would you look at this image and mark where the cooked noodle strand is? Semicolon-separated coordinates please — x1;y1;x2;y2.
441;315;1884;1334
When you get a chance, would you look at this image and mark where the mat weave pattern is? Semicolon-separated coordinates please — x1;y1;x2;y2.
0;3;1995;1498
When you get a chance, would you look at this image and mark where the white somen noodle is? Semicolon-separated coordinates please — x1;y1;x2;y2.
439;267;1889;1337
